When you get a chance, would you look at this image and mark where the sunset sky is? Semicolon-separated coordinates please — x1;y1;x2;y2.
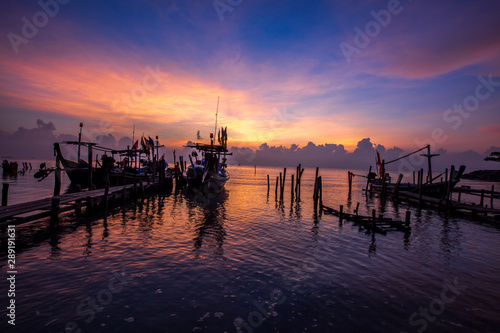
1;0;499;159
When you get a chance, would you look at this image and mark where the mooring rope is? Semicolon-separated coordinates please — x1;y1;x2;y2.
385;145;428;165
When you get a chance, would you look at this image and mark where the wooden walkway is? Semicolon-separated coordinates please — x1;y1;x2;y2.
322;204;411;235
0;180;167;228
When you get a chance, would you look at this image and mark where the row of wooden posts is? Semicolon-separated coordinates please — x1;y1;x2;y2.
267;164;306;203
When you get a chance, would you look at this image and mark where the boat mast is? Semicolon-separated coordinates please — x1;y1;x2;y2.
420;144;440;183
214;96;219;145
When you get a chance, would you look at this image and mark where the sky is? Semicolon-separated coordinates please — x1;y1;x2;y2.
0;0;499;170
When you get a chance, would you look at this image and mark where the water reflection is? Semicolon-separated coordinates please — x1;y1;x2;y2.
183;189;228;259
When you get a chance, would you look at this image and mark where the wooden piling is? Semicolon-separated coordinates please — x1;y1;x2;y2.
2;183;9;206
291;174;295;202
355;202;360;216
313;167;319;198
279;172;282;200
348;171;352;193
491;185;495;209
275;176;279;200
254;165;256;175
281;168;287;201
267;175;270;194
418;169;423;208
318;176;323;209
339;204;343;221
54;157;61;196
480;189;485;207
405;211;411;227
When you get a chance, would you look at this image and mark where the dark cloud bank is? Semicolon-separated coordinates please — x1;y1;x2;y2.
0;120;497;173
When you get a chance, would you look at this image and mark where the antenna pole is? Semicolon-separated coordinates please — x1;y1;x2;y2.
214;96;219;139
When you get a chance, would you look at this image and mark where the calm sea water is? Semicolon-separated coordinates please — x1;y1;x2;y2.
1;163;500;332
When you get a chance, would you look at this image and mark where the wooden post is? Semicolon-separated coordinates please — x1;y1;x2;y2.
298;167;304;200
319;176;323;209
491;185;495;209
54;156;61;196
1;183;9;206
281;168;286;201
447;165;455;200
405;211;411;228
290;174;295;203
88;144;93;190
391;174;403;199
418;169;422;207
348;171;352;193
480;189;485;207
380;160;387;198
339;204;343;221
254;165;256;175
267;174;270;194
279;172;282;200
313;167;319;198
275;176;279;201
355;202;360;216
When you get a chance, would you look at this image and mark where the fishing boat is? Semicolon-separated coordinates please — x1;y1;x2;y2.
183;98;231;193
367;145;466;199
183;141;231;193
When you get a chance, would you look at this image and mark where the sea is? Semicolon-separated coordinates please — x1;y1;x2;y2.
1;160;500;333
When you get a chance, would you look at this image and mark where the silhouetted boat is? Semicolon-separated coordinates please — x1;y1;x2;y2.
183;142;231;193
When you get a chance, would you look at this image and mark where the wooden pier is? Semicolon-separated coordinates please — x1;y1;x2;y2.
0;178;172;229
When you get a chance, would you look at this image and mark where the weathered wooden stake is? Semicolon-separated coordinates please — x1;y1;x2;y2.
319;176;323;209
313;167;319;198
348;171;352;193
2;183;9;206
405;211;411;227
339;204;344;221
275;176;279;200
418;169;422;208
355;202;360;216
480;189;485;207
291;174;295;202
267;175;270;194
491;185;495;209
282;168;287;201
